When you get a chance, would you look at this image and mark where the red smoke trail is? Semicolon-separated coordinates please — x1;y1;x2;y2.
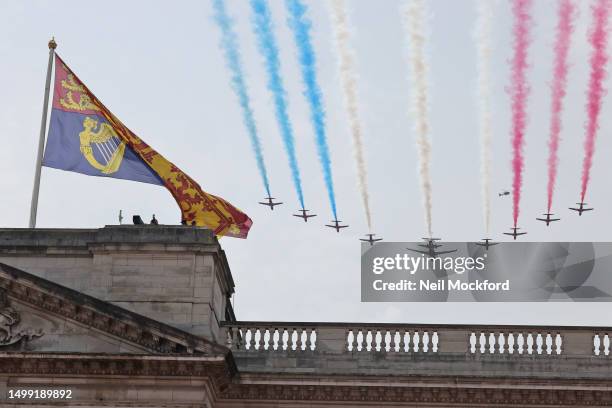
547;0;575;213
580;0;611;203
509;0;533;228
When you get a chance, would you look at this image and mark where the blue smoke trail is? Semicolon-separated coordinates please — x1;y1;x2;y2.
285;0;338;219
212;0;271;197
250;0;305;209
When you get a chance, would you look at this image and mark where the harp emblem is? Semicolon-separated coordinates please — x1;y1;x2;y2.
79;117;126;174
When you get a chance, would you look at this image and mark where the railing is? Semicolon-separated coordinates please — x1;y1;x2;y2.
221;322;610;356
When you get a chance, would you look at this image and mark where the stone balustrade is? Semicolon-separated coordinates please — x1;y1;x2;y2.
222;321;606;357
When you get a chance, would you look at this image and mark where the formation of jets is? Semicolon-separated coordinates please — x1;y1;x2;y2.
259;195;595;242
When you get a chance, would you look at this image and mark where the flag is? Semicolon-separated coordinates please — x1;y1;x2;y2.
42;55;252;238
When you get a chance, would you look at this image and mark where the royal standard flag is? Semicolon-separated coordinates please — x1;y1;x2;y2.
42;55;252;238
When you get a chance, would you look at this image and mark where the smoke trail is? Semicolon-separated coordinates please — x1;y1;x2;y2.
509;0;533;228
250;0;305;209
403;0;433;236
212;0;271;198
286;0;338;219
580;0;611;203
475;0;493;233
547;0;576;213
329;0;372;231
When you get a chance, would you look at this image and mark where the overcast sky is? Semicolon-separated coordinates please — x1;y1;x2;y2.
2;0;612;326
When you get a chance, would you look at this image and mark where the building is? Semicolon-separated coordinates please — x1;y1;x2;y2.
0;226;611;407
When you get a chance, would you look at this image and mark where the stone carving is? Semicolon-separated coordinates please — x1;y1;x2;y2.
0;288;43;348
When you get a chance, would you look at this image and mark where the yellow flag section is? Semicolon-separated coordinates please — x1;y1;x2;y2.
55;55;252;238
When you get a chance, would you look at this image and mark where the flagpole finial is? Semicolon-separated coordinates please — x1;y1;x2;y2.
48;37;57;50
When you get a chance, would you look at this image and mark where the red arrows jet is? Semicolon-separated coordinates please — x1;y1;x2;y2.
569;202;593;216
326;219;348;232
258;197;283;210
536;213;560;226
476;238;498;250
293;209;316;222
504;227;527;240
407;238;457;257
360;233;383;246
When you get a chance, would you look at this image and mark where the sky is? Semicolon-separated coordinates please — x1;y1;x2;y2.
1;0;612;326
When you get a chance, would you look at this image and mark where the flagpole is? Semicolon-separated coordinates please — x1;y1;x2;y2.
29;38;56;228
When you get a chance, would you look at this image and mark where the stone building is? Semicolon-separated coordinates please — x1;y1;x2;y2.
0;226;611;407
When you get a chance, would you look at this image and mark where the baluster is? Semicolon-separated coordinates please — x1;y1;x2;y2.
500;332;507;354
246;328;254;351
285;328;292;351
344;328;351;352
423;331;430;353
527;333;534;355
305;328;313;351
469;333;476;354
477;332;484;354
296;328;303;351
261;327;271;351
349;329;357;352
535;333;542;355
272;328;279;351
605;333;610;356
360;329;365;352
493;332;499;354
376;330;383;352
416;331;423;353
546;332;552;355
406;331;414;353
594;333;601;356
555;332;562;355
398;329;406;353
257;327;263;350
505;332;513;354
481;332;487;354
287;328;296;351
486;332;493;354
390;329;398;352
255;327;262;350
432;331;439;353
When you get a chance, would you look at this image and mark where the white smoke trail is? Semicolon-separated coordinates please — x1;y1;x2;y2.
330;0;372;231
404;0;433;236
475;0;493;233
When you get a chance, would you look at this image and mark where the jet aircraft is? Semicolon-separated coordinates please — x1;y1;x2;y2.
536;213;560;226
326;219;349;232
569;202;593;216
475;238;498;250
360;233;383;246
259;197;283;210
293;209;316;222
503;227;527;240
